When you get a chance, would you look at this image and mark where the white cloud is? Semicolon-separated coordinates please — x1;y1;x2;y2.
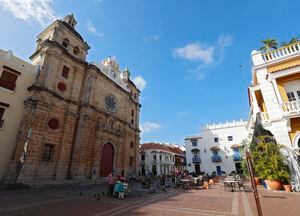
0;0;56;26
143;35;160;43
140;121;162;134
87;20;104;37
132;75;146;91
173;34;234;80
173;43;214;64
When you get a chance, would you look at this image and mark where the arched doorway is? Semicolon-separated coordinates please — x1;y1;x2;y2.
100;143;114;177
294;132;300;148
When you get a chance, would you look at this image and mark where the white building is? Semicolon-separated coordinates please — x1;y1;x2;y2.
139;142;185;175
0;49;37;180
185;120;248;175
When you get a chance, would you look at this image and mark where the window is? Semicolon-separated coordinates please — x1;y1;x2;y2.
0;70;18;91
192;141;197;146
62;66;70;79
214;137;219;143
153;154;157;161
159;155;162;160
141;155;145;160
228;136;233;141
130;141;133;148
213;150;218;156
48;118;59;130
131;109;134;117
62;38;69;48
110;70;117;79
0;107;4;128
297;91;300;100
131;119;134;125
129;156;134;167
233;148;239;153
42;144;55;162
287;92;296;101
73;46;80;55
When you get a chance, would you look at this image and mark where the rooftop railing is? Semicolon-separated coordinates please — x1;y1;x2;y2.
262;42;300;63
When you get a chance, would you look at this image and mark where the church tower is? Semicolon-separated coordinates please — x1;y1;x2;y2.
9;14;90;181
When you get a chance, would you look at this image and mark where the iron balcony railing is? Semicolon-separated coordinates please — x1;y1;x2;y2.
211;155;221;162
192;157;201;163
233;153;242;161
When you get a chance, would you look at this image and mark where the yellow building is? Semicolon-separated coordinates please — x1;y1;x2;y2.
249;43;300;148
0;49;37;181
249;42;300;190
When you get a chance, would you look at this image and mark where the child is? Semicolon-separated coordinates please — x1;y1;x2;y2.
115;178;125;200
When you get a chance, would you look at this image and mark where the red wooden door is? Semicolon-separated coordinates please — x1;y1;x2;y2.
100;143;114;177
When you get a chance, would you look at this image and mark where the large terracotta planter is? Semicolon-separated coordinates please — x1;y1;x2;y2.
266;180;282;190
254;177;261;185
283;184;292;192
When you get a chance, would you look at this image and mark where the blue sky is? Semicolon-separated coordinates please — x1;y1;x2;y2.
0;0;298;145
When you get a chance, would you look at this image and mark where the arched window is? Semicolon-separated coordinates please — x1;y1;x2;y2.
73;46;80;55
62;38;69;48
298;138;300;148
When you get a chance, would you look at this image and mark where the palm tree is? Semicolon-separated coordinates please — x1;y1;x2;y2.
260;38;278;52
289;37;299;44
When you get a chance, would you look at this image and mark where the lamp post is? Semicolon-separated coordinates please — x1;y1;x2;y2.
245;150;263;216
242;137;263;216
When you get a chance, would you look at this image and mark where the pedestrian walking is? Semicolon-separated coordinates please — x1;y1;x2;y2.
106;170;115;196
92;169;97;185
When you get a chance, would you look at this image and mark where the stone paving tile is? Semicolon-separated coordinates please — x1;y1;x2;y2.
1;183;300;216
245;186;300;216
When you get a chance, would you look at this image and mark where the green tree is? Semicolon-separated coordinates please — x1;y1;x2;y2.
289;37;299;44
260;38;278;52
251;135;290;182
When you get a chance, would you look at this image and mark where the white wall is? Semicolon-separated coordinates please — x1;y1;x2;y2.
140;149;175;175
0;49;37;180
185;120;248;175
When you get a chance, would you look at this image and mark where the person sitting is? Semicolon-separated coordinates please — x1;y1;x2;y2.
115;179;125;200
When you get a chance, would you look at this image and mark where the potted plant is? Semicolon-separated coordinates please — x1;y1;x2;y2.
251;136;289;190
282;164;292;192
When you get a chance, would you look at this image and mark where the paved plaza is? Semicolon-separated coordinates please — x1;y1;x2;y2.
0;182;300;216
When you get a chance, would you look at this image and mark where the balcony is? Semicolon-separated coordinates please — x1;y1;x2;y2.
282;101;300;116
211;155;221;162
192;156;201;163
262;42;300;63
260;112;270;123
233;153;242;161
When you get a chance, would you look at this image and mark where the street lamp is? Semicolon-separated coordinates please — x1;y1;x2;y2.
242;136;263;216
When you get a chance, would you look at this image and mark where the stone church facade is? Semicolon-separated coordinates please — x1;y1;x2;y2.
6;14;141;183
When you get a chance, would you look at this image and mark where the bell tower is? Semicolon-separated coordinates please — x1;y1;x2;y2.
9;14;90;182
63;14;77;28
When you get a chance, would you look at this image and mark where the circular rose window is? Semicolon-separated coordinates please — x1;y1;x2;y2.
48;118;59;130
57;82;66;92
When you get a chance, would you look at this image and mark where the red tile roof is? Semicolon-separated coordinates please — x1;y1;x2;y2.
140;142;184;155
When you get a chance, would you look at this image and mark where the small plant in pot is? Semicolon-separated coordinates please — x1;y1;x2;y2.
251;135;289;190
282;164;292;192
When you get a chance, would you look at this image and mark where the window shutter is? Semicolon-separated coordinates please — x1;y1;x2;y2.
0;71;18;91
